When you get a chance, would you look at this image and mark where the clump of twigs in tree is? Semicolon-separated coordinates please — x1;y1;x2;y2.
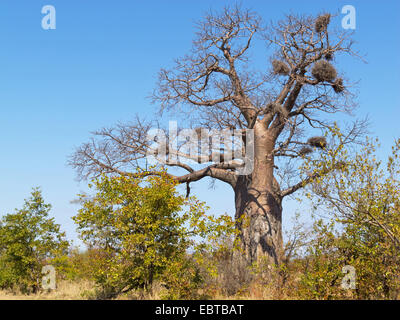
311;60;337;82
324;52;333;61
315;14;331;33
272;59;290;76
307;136;327;149
332;78;345;93
298;146;313;156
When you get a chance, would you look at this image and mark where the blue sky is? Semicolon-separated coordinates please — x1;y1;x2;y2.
0;0;399;246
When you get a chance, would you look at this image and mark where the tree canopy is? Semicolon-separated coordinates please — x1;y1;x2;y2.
0;188;69;293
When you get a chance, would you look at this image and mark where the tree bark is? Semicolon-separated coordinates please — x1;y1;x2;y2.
233;122;283;265
234;177;283;266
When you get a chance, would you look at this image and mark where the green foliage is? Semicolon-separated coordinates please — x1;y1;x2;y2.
298;137;400;299
73;170;236;299
57;247;101;281
0;188;69;293
297;220;348;299
159;255;205;299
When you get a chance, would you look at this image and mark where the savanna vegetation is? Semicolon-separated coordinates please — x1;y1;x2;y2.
1;137;399;300
1;6;399;300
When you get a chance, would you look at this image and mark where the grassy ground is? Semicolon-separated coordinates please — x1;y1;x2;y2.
0;281;291;300
0;280;94;300
0;281;265;300
0;280;188;300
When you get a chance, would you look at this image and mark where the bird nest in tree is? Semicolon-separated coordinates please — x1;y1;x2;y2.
272;60;290;76
299;146;313;156
332;78;345;93
307;136;327;149
311;60;337;82
324;52;333;61
315;14;331;33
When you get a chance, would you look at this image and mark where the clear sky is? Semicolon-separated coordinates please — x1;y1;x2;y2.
0;0;399;247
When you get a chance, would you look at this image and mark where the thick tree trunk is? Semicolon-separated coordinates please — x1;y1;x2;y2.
234;176;283;265
233;122;283;266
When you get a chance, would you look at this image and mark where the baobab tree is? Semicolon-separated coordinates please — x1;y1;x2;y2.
70;6;365;266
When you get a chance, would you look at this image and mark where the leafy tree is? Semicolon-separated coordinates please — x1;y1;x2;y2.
298;137;400;299
0;188;69;293
70;5;366;266
73;170;234;299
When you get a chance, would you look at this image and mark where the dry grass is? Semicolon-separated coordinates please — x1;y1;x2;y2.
0;277;299;300
0;280;94;300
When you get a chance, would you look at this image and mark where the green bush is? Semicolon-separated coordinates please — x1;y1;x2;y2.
298;138;400;299
0;188;69;294
73;171;235;299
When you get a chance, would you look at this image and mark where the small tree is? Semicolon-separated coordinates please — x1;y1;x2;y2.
73;170;234;299
298;137;400;299
0;188;69;293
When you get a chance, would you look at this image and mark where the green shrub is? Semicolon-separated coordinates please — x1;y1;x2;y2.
73;170;235;299
0;188;69;293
